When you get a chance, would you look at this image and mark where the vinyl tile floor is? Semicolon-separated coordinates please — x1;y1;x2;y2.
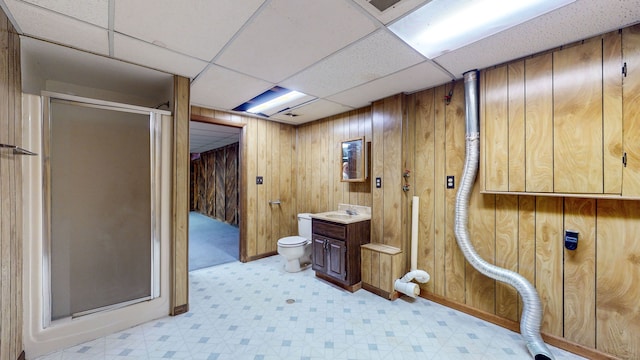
36;255;587;360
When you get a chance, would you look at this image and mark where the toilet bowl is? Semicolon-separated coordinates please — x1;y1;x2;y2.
277;213;312;272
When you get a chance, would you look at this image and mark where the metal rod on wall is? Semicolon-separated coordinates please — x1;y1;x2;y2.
0;143;37;155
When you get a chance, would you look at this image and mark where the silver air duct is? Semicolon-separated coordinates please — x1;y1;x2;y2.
455;70;554;360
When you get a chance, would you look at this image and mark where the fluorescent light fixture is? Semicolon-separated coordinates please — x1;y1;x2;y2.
246;90;306;114
389;0;576;59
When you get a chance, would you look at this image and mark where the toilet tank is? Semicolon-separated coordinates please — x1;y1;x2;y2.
297;213;312;239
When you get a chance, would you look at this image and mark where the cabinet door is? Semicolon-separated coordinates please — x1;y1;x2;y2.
312;236;327;273
327;239;346;281
553;39;603;193
623;25;640;196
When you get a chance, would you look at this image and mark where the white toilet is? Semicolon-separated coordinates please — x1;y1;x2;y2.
277;213;312;272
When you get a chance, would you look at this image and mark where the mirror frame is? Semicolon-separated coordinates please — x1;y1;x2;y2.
340;136;368;182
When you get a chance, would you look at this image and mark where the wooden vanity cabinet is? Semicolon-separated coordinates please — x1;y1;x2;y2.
311;218;370;292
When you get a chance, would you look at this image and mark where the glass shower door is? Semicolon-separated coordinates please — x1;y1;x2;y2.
44;96;160;321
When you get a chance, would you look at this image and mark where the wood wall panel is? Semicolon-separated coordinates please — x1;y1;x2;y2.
563;198;596;348
507;61;526;192
225;144;238;224
171;75;190;315
215;150;225;219
433;85;447;297
495;195;519;321
596;200;640;359
444;81;466;303
189;143;240;226
553;39;603;193
517;196;536;319
623;25;640;197
466;187;496;313
412;90;436;294
535;196;564;336
380;95;403;248
483;65;509;191
0;10;22;359
525;53;554;192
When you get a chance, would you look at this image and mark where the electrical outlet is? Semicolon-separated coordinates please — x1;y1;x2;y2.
375;177;382;188
446;176;455;189
256;176;263;185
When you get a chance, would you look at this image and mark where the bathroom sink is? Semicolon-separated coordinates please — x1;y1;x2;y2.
325;214;352;220
311;209;371;224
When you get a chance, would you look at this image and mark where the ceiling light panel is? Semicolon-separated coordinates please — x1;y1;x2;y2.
389;0;576;59
215;0;378;83
327;61;452;108
434;0;640;78
5;0;108;55
114;0;266;61
190;65;273;110
280;29;425;98
20;0;108;27
114;34;208;78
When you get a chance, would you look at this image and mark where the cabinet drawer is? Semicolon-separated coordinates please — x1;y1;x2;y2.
312;219;346;240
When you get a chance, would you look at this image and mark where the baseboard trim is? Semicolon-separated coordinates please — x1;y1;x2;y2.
172;304;189;316
245;251;277;263
420;292;620;360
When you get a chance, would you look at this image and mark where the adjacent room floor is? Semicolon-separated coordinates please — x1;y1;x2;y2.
188;211;239;271
35;255;586;360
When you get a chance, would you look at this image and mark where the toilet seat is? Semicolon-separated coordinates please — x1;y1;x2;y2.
277;236;308;247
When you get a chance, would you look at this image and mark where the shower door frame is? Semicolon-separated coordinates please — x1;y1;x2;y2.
41;92;165;327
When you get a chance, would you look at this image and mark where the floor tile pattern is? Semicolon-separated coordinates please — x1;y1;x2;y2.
36;256;587;360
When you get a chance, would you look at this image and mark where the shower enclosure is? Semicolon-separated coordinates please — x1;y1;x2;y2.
42;93;163;324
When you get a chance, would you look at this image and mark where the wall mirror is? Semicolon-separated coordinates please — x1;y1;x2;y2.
341;136;368;182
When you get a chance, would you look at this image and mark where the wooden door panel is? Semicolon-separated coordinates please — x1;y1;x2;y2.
553;39;603;193
484;65;509;191
623;25;640;196
525;53;554;192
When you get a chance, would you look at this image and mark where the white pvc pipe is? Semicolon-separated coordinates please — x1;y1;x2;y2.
395;198;431;298
394;279;419;298
411;196;419;271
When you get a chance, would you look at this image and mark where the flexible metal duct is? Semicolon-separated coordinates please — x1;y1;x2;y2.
455;70;554;360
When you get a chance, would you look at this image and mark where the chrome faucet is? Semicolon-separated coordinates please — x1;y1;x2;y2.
345;209;358;216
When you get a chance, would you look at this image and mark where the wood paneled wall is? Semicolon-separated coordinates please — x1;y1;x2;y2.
190;143;239;226
190;107;297;261
0;11;23;360
295;108;372;214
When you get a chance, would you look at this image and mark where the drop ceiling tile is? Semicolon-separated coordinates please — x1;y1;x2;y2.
5;0;108;55
435;0;640;78
280;29;425;98
215;0;379;83
20;0;108;27
269;99;353;125
190;64;274;110
113;34;208;78
327;61;452;108
114;0;266;61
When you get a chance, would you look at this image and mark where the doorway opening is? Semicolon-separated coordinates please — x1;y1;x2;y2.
188;118;243;271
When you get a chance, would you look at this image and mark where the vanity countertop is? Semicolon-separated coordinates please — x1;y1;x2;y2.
311;204;371;225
